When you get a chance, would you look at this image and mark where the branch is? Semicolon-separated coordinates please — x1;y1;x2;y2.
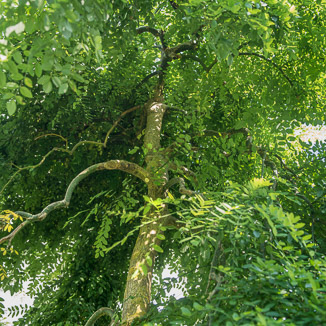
168;163;198;185
104;105;142;147
180;54;209;72
164;177;196;196
238;52;294;86
136;26;166;49
0;160;149;245
169;0;179;10
0;106;142;195
166;41;197;59
85;307;115;326
136;71;160;88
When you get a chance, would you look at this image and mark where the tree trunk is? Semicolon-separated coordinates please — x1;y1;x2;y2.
121;87;168;325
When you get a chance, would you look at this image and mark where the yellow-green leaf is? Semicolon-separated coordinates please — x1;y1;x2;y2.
153;244;163;253
24;77;33;88
20;86;33;98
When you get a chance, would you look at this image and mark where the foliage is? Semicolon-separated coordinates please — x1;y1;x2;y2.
0;0;325;325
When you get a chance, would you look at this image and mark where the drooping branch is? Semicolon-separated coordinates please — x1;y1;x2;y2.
84;307;115;326
238;52;294;86
0;160;149;246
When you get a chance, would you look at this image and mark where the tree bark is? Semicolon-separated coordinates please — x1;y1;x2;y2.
121;87;168;325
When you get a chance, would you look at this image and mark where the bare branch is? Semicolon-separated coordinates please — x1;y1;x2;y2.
85;307;115;326
239;52;294;86
0;160;149;245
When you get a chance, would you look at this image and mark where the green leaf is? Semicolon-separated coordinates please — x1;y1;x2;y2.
181;307;191;317
43;80;52;93
128;146;139;154
35;64;42;77
6;100;16;115
3;93;15;100
58;83;69;94
193;302;204;311
42;55;54;71
153;244;163;253
11;73;24;81
140;263;148;276
20;86;33;98
156;234;165;240
52;76;62;88
145;256;153;267
38;75;51;85
13;51;23;64
68;79;77;92
6;60;18;74
0;71;6;87
71;73;85;83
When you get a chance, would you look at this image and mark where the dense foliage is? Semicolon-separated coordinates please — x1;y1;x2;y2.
0;0;325;325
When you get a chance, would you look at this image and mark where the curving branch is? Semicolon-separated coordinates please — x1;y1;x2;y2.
238;52;294;86
104;105;142;147
85;307;115;326
136;71;160;88
166;41;197;59
180;54;210;72
164;177;196;196
0;105;142;195
136;26;166;49
34;133;68;148
0;160;149;246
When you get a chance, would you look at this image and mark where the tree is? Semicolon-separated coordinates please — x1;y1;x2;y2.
0;0;325;325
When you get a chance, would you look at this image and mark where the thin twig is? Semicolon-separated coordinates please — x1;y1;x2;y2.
35;133;68;148
104;105;142;147
239;52;294;86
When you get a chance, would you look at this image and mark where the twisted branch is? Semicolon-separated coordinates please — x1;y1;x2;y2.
0;160;149;246
0;105;142;195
